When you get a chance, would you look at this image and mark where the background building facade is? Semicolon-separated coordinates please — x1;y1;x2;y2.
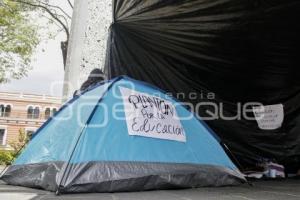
0;92;61;150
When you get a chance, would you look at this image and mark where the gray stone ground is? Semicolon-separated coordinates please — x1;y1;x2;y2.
0;178;300;200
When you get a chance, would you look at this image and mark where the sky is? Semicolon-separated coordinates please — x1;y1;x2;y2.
0;36;65;97
0;1;73;97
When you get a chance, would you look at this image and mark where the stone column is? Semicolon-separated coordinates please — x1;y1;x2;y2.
63;0;112;99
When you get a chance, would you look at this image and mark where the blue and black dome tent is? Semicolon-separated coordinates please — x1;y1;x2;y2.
1;77;245;193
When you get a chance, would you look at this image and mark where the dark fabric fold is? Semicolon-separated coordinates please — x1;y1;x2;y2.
2;161;245;193
105;0;300;170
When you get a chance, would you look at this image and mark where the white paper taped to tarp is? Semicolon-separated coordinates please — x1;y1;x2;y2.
120;87;186;142
253;104;284;130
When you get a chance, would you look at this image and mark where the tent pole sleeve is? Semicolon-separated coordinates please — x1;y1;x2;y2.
56;77;122;195
220;142;244;172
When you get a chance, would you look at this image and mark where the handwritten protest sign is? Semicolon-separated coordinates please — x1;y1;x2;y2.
253;104;284;130
120;87;186;142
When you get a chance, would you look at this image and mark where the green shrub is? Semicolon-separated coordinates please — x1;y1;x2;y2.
0;129;28;166
0;151;14;165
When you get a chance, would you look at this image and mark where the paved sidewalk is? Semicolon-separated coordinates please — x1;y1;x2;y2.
0;179;300;200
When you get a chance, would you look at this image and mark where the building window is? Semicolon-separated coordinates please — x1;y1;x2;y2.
44;107;58;119
0;104;12;117
0;126;7;146
0;105;4;117
27;106;33;118
25;127;37;140
34;107;40;119
45;108;51;119
27;105;40;119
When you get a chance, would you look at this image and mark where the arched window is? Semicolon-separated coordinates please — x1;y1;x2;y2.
27;105;40;119
0;104;12;117
0;104;5;117
45;108;51;119
44;107;58;119
33;107;40;119
5;105;11;117
27;106;34;118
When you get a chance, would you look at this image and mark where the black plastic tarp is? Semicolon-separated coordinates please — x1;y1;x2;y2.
104;0;300;171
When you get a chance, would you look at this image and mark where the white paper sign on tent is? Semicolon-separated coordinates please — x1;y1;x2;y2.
253;104;284;130
119;87;186;142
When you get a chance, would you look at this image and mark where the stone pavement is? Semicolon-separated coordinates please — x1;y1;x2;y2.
0;179;300;200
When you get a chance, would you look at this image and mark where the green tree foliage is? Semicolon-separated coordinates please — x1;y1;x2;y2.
0;150;14;165
9;128;29;155
0;0;39;83
0;0;72;83
11;0;72;68
0;128;28;165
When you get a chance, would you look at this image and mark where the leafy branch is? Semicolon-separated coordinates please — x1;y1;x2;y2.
0;0;73;82
11;0;71;40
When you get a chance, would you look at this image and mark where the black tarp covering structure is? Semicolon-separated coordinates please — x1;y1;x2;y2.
105;0;300;171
